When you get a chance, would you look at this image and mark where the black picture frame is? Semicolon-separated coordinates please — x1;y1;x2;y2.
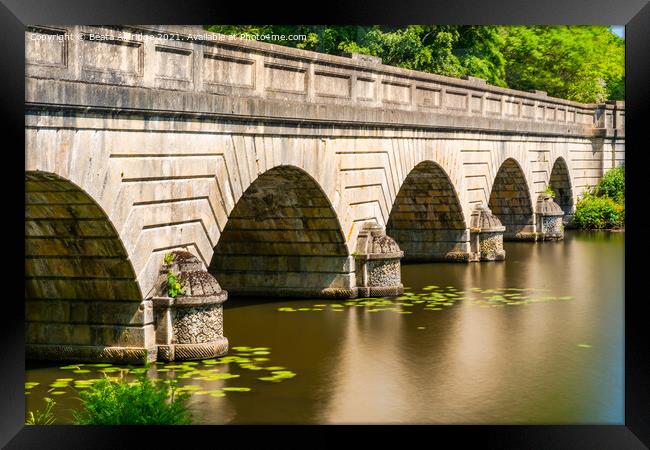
2;0;648;447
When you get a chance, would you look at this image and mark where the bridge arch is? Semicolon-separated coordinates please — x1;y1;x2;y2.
25;171;154;362
488;158;535;240
209;165;353;298
386;160;469;261
548;157;574;216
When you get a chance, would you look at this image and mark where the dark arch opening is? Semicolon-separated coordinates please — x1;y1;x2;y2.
549;157;573;217
25;171;147;362
488;159;535;240
386;161;468;262
209;166;352;298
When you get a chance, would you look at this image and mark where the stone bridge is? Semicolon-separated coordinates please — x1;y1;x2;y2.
25;25;625;362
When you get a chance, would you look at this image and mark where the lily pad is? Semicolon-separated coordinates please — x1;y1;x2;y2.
231;346;254;352
258;377;281;382
222;387;251;392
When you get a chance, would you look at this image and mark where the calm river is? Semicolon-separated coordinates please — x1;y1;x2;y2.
25;230;624;424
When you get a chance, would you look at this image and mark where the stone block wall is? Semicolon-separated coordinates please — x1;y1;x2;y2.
208;165;354;298
25;171;155;363
386;161;470;261
488;159;535;240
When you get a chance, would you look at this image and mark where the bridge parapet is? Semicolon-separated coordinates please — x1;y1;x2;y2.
25;24;621;137
594;101;625;136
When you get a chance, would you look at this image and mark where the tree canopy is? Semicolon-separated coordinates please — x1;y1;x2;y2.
204;25;624;103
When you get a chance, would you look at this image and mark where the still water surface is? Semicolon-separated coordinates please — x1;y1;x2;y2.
26;231;624;424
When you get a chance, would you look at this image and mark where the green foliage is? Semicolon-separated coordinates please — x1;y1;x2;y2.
204;25;623;102
72;374;192;425
501;26;624;102
573;166;625;229
25;397;56;425
573;194;624;229
164;252;175;264
544;185;556;198
594;166;624;203
205;25;508;86
167;271;184;298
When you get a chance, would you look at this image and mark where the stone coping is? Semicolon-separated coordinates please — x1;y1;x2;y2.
26;343;157;364
477;225;506;233
355;251;405;261
151;293;228;308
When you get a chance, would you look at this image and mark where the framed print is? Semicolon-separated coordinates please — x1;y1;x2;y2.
2;0;648;447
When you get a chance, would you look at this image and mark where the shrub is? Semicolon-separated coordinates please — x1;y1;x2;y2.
25;397;56;425
573;166;625;229
543;185;556;198
163;252;175;264
573;194;624;229
167;271;184;298
72;374;192;425
594;165;624;202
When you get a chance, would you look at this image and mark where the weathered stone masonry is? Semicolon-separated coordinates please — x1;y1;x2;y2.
25;25;624;362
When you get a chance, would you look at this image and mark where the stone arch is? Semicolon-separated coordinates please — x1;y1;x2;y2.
209;165;353;298
386;161;469;262
25;171;154;362
488;158;535;240
549;157;574;216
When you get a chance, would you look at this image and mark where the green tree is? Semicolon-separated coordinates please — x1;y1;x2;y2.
501;26;624;102
204;25;624;102
205;25;508;85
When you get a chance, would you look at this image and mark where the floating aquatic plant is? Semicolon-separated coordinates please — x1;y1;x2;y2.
273;285;574;316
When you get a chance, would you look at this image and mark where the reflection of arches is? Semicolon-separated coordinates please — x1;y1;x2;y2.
488;159;535;240
386;161;469;262
209;166;352;298
549;157;574;216
25;171;152;362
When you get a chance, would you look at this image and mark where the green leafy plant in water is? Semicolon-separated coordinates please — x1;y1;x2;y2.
167;271;185;298
25;397;56;425
72;372;192;425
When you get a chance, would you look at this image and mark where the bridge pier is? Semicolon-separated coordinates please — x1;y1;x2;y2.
152;251;229;361
469;204;506;261
535;194;565;240
354;222;404;297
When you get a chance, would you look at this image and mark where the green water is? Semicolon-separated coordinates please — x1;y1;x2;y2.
25;230;624;424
